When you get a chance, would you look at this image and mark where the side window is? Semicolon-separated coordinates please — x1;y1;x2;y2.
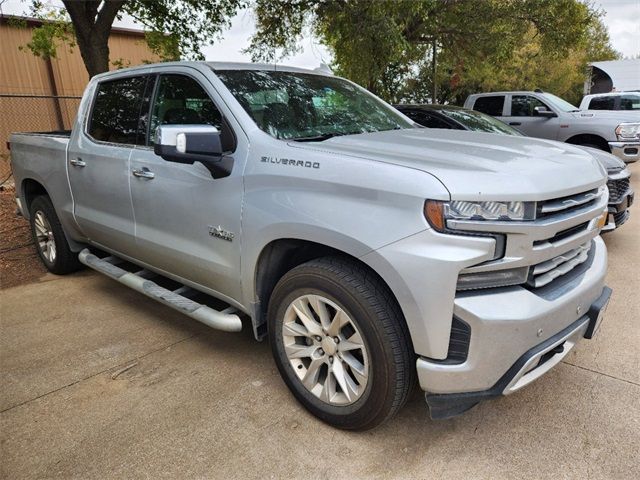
150;75;223;144
473;96;505;116
88;76;148;144
619;95;640;110
511;95;550;116
588;96;615;110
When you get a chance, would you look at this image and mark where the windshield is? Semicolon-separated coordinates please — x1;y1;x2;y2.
540;92;579;112
439;108;523;135
215;69;413;140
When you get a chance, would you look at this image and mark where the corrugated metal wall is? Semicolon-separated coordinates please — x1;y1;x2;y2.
0;20;161;95
1;18;161;165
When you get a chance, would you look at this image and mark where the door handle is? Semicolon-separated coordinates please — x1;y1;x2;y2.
132;167;155;180
69;158;86;167
509;122;522;126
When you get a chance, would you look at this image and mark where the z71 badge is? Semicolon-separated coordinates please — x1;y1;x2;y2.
208;225;235;242
261;156;320;169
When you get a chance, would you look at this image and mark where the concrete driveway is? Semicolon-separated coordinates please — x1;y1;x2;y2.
1;164;638;479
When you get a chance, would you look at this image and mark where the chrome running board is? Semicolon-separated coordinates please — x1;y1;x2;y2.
78;249;242;332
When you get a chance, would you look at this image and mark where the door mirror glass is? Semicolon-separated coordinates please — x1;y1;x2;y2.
154;125;223;162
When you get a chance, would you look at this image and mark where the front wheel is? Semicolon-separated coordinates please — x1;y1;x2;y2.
267;257;415;430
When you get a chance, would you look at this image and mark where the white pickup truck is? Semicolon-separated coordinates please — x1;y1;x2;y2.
465;90;640;163
10;62;612;429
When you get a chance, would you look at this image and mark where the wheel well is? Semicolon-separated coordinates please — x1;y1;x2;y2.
566;134;610;152
21;179;49;215
253;239;403;340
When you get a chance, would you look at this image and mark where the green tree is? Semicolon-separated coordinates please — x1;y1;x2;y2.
250;0;618;104
20;0;245;77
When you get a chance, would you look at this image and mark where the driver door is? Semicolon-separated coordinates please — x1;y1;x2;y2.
502;94;560;140
128;70;245;302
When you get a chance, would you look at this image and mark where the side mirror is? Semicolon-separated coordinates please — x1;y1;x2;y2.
154;125;233;178
533;106;557;118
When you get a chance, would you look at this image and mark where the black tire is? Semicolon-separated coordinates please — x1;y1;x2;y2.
267;256;415;430
28;195;82;275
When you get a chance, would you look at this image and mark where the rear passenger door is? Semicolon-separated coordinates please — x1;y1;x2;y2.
503;94;560;140
68;73;151;255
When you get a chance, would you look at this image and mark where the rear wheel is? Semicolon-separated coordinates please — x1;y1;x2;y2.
267;256;415;430
29;195;81;274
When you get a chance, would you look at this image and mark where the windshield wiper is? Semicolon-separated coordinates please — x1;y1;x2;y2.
291;132;347;142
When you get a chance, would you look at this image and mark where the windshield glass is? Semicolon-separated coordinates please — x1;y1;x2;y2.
215;69;413;140
540;92;579;112
439;108;523;135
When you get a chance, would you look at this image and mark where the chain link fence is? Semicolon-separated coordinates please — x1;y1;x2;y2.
1;94;82;187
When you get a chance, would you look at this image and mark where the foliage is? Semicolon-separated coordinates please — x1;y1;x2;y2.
18;0;245;76
250;0;620;105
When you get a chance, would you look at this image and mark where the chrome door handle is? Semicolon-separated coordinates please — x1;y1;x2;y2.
132;167;155;179
509;122;522;126
69;158;86;167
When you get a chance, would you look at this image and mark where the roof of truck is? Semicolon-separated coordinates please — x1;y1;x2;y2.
207;61;332;75
91;61;333;81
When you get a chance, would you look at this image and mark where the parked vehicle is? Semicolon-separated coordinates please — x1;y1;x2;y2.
10;62;612;429
464;90;640;163
395;104;634;232
580;92;640;111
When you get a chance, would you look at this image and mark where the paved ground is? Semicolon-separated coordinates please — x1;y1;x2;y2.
1;163;638;479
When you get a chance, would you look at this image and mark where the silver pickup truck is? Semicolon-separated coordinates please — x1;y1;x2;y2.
464;90;640;163
10;62;612;430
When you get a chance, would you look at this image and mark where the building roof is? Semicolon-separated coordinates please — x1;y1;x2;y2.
590;59;640;92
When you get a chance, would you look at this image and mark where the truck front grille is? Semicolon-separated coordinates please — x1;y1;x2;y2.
527;242;592;288
607;177;630;203
537;188;599;218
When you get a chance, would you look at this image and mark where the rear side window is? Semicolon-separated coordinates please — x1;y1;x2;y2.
89;76;148;145
473;96;505;116
588;96;616;110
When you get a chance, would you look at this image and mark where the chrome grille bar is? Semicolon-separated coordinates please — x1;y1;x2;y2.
529;242;592;288
539;189;600;214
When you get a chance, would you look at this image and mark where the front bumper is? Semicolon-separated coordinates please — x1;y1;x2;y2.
426;285;611;419
602;189;634;232
609;141;639;163
417;235;608;417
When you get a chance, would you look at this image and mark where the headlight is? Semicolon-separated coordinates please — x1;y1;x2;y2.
424;200;535;232
615;122;640;140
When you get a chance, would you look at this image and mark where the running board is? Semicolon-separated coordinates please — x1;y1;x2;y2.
78;249;242;332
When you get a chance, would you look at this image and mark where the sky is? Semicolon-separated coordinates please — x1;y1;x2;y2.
1;0;639;67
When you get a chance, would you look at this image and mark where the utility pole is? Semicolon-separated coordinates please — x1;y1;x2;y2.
432;38;438;103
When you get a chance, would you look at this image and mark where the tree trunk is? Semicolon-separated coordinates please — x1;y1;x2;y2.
62;0;125;77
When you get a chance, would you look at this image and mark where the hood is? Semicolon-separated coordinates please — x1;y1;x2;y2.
575;145;626;172
290;128;607;201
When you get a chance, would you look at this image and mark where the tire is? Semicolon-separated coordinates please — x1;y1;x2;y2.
28;195;82;275
267;256;415;430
